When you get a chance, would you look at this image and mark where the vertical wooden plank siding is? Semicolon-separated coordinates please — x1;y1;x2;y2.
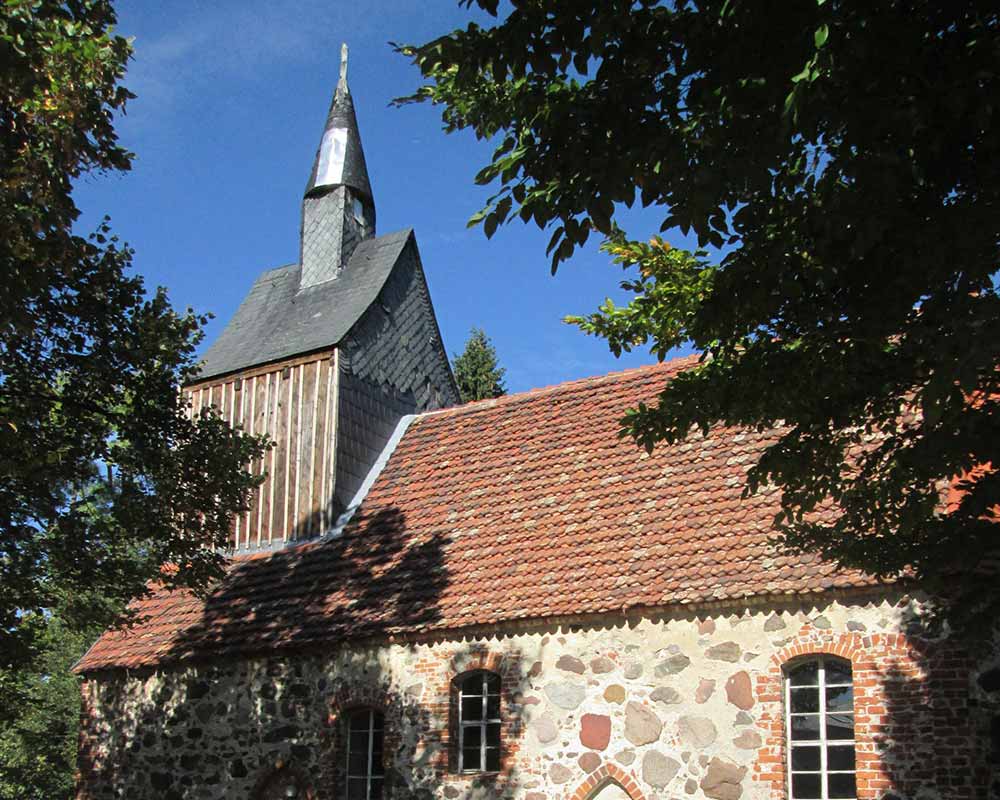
257;372;271;546
311;358;329;537
282;366;294;542
182;352;337;551
292;363;305;539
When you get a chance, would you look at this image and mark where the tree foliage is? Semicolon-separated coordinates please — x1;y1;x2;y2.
400;1;1000;625
453;327;507;402
0;0;267;683
0;609;100;800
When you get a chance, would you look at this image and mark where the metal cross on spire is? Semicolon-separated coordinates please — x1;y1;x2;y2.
338;43;349;90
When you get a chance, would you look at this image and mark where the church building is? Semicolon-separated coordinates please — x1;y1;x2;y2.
74;50;998;800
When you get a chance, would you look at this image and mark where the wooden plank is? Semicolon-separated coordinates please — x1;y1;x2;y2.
303;361;321;537
291;363;305;541
251;375;269;545
269;367;288;542
234;378;245;550
257;371;273;545
320;354;336;532
311;358;330;535
282;365;295;542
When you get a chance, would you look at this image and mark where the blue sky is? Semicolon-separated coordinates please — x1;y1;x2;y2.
74;1;697;393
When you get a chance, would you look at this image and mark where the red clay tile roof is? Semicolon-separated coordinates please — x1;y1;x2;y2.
76;357;877;673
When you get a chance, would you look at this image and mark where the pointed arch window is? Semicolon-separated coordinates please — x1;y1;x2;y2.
346;709;384;800
457;671;501;773
785;657;857;799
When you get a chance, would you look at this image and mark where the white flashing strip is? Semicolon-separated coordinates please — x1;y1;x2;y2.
321;413;416;541
315;127;348;188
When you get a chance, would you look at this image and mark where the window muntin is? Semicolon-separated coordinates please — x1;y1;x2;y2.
786;657;857;800
458;672;501;773
346;709;384;800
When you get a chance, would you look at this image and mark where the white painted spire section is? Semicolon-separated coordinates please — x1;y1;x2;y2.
313;43;351;189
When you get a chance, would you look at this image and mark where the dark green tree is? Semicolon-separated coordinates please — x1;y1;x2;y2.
399;1;1000;624
0;0;267;689
453;327;507;402
0;609;101;800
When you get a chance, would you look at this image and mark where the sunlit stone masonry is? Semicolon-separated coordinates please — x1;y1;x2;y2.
75;47;999;800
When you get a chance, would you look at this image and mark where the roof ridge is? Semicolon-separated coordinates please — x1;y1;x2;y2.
417;350;702;422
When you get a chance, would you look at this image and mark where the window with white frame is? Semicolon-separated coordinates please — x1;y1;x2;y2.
458;672;501;772
346;709;384;800
786;657;857;799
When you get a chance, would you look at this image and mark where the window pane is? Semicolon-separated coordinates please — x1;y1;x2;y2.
828;773;857;798
825;660;852;686
791;746;821;771
462;747;482;772
791;773;822;799
485;747;500;772
462;674;485;695
462;695;483;721
350;731;370;756
347;777;367;800
370;732;384;776
827;713;854;740
827;745;855;772
485;673;501;694
826;685;854;712
791;687;819;713
370;712;384;732
349;711;370;732
348;747;368;776
369;778;383;800
486;693;501;720
789;662;819;686
462;725;482;749
486;722;501;748
790;714;821;741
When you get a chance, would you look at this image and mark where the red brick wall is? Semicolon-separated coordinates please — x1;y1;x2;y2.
753;622;991;799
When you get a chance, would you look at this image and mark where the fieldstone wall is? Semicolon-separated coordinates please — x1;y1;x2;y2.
76;593;998;800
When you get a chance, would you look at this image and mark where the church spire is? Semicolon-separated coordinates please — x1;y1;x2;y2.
300;44;376;289
304;43;373;202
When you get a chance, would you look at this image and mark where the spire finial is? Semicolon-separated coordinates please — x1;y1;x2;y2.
338;43;348;90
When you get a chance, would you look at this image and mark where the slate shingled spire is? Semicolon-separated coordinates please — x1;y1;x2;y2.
300;44;376;289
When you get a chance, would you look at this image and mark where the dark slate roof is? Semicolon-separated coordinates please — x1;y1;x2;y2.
197;228;413;380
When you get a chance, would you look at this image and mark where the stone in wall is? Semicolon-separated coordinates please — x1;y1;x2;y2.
642;750;681;788
544;681;585;709
705;641;741;662
556;655;585;674
678;715;717;749
624;702;662;746
655;653;691;676
700;757;747;800
724;670;754;710
579;714;611;751
604;684;626;704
